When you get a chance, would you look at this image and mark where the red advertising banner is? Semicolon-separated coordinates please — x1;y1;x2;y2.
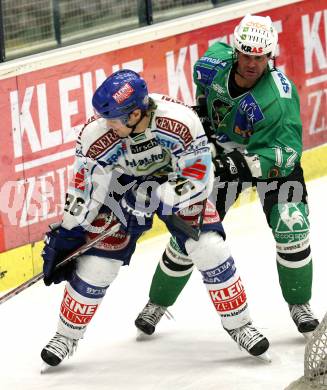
0;0;326;252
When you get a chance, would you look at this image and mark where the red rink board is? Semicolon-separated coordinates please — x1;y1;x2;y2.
0;0;326;252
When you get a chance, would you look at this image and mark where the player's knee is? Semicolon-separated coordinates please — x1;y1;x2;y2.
276;243;311;268
159;237;194;277
76;255;123;286
185;232;230;271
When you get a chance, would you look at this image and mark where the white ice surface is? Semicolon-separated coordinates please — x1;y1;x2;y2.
1;176;327;390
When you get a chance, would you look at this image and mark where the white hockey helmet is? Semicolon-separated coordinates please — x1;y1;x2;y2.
233;14;278;57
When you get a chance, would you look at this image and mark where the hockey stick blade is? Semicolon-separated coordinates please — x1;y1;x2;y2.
167;213;201;241
167;199;207;242
0;222;121;305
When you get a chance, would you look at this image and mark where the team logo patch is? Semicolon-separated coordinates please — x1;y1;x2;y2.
61;289;98;325
233;94;264;138
156;116;193;147
87;129;120;159
268;167;280;178
177;200;220;226
274;204;309;244
272;71;292;99
112;82;134;104
200;56;227;69
182;159;207;180
209;277;247;312
276;204;309;233
240;44;263;54
212;83;225;94
73;167;86;192
244;21;269;31
194;64;218;85
87;213;130;251
202;257;236;284
130;138;158;154
160;95;189;107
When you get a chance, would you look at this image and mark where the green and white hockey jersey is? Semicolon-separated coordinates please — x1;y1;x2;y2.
193;42;303;179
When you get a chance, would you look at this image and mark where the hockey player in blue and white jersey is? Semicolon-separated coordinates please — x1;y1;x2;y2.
40;69;269;368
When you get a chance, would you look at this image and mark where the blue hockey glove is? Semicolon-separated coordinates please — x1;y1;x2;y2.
42;225;86;286
118;184;155;234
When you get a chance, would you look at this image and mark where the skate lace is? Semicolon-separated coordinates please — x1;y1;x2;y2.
140;302;173;326
227;323;264;352
290;304;315;325
45;332;78;361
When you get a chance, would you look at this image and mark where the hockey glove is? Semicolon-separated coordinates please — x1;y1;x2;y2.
192;97;213;140
213;150;253;183
118;184;155;234
42;225;86;286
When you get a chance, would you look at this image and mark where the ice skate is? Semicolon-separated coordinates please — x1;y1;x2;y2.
225;322;271;362
289;303;319;340
40;332;78;372
135;300;172;338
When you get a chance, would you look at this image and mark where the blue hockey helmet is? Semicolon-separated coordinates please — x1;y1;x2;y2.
92;69;149;122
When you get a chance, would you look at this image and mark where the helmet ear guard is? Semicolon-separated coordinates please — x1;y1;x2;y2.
92;69;149;120
233;14;278;57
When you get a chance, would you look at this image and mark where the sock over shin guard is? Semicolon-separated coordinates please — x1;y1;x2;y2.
185;232;251;330
57;255;122;339
57;276;108;339
149;237;194;307
150;264;192;307
270;203;312;304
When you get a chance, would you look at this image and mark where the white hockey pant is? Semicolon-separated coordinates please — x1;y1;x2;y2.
185;232;251;330
57;255;123;339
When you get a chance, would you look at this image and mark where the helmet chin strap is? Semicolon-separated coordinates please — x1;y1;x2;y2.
235;68;246;79
233;52;246;80
126;111;146;135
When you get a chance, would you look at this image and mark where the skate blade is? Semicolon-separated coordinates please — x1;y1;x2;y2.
40;362;52;374
251;351;272;363
136;329;152;341
302;331;314;341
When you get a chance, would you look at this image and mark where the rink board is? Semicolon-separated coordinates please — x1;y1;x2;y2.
1;143;326;292
1;0;327;291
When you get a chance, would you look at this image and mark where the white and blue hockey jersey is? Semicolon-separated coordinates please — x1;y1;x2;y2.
62;93;214;231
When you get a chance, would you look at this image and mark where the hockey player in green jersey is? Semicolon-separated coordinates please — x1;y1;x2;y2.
135;14;319;340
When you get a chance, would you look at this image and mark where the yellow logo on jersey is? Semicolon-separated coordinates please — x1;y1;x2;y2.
234;126;253;138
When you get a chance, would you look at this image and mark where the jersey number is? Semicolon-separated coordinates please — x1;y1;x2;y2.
273;146;298;168
64;194;85;216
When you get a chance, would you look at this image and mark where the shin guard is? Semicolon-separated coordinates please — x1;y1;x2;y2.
57;255;122;339
150;237;194;307
185;232;251;330
270;203;312;304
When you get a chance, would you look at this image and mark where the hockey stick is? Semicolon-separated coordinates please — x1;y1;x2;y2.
0;200;207;304
0;221;121;305
167;199;207;242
